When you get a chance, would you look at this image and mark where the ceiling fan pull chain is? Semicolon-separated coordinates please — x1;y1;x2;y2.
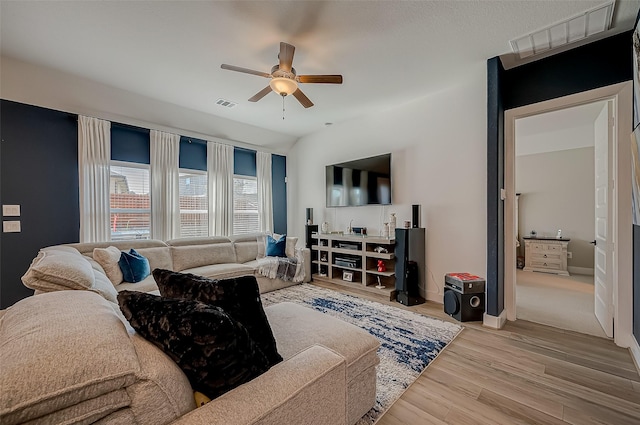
282;94;285;120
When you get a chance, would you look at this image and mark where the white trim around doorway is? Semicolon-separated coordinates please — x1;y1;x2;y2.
504;82;633;351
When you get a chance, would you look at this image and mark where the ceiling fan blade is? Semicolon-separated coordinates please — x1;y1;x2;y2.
221;64;271;78
279;42;295;72
248;86;273;102
298;75;343;84
292;88;313;108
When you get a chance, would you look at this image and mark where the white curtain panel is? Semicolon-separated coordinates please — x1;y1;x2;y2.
150;130;180;241
207;141;234;236
257;151;274;233
78;115;111;243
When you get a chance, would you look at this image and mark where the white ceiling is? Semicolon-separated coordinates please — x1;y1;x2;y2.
1;1;639;142
515;101;607;156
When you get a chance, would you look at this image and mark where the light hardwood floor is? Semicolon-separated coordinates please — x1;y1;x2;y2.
311;281;640;425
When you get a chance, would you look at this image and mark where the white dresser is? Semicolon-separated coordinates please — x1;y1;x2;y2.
523;237;570;276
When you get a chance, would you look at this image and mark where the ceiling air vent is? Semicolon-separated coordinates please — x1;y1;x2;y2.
215;98;238;108
509;1;614;59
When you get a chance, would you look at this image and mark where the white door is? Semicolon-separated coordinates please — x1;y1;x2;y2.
594;101;614;337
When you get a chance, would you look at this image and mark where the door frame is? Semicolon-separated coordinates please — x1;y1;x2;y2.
504;81;633;348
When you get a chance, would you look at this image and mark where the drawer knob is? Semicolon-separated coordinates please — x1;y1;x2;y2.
543;254;547;258
544;263;547;266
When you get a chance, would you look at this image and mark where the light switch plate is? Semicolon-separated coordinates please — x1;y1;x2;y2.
2;205;20;217
3;221;21;233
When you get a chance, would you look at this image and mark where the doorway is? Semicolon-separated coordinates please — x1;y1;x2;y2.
503;82;634;348
513;100;608;337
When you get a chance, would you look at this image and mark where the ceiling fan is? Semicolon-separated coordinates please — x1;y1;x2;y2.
221;42;343;108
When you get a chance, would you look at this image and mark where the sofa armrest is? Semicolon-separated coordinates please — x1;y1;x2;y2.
170;345;347;425
301;247;311;283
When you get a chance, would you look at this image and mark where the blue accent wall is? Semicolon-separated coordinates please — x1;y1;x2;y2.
486;31;634;323
0;100;79;308
272;154;287;235
111;123;150;164
179;137;207;171
234;147;257;177
486;57;504;316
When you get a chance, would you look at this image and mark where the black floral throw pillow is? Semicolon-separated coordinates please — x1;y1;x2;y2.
117;291;270;399
152;269;283;366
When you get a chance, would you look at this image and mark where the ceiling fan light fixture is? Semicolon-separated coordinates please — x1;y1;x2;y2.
270;77;298;96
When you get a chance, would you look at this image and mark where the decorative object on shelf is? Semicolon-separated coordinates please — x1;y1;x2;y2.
343;271;354;282
377;260;386;272
381;222;390;238
556;229;562;239
404;220;411;228
320;253;328;262
530;230;537;237
373;246;388;254
375;276;385;289
321;222;329;233
389;213;396;231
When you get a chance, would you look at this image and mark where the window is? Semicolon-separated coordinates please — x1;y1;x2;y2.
110;162;151;240
179;170;208;237
233;175;259;234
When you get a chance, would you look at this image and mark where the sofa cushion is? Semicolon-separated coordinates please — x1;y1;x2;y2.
265;302;380;384
91;269;120;304
117;291;271;400
182;263;254;280
116;274;159;294
126;334;195;424
21;248;95;292
233;241;259;264
0;291;139;425
134;246;174;271
153;270;282;367
171;243;236;271
94;246;124;286
119;249;151;283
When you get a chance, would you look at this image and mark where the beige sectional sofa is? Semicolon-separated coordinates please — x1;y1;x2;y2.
0;233;380;425
66;233;311;295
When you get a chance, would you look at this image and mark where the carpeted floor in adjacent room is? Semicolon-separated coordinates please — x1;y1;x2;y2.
516;269;607;338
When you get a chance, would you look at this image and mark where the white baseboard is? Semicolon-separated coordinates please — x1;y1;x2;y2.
483;309;507;329
630;336;640;375
568;266;594;276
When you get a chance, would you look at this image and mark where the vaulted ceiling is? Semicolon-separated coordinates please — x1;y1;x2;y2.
1;1;638;141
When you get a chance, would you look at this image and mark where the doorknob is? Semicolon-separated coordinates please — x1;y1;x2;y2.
590;240;597;245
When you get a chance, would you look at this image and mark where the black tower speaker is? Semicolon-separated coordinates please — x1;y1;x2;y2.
443;288;484;322
395;228;425;306
306;208;313;224
412;204;420;228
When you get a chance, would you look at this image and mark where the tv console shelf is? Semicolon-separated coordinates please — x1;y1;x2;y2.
311;232;397;300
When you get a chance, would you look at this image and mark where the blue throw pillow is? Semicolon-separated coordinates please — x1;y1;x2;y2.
119;249;150;283
265;234;286;258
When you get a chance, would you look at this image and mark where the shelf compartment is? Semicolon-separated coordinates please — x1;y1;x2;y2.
365;252;395;260
365;268;395;277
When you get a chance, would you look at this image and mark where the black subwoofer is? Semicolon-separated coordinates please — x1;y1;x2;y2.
443;287;484;322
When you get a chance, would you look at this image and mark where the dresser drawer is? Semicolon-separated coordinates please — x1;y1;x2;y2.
530;252;561;261
530;259;562;270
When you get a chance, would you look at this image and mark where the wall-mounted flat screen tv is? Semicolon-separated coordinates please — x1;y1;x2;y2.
326;153;391;207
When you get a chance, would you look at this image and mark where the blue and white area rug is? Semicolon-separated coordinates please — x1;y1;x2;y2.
261;284;463;424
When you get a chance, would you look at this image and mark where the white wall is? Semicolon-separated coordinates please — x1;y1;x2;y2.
0;56;297;153
516;147;595;270
287;64;487;302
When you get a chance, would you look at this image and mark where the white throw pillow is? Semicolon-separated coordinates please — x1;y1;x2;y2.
93;246;124;286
